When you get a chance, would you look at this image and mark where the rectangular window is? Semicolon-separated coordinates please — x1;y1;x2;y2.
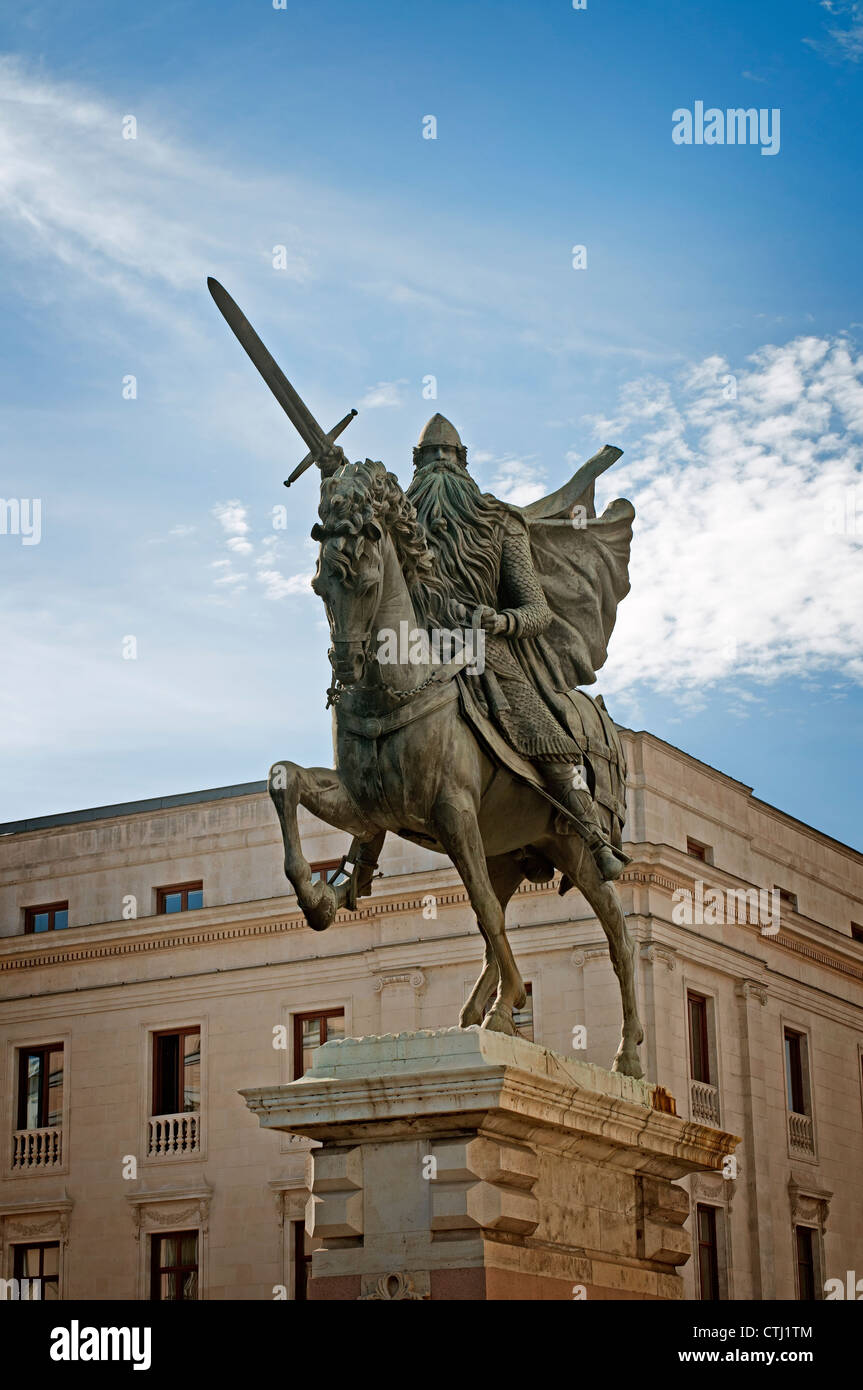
795;1226;816;1301
150;1231;198;1301
776;886;798;913
696;1205;720;1300
851;923;863;943
24;902;69;934
156;882;203;914
13;1242;60;1300
686;838;708;862
308;859;349;886
292;1221;325;1301
513;982;534;1042
17;1044;64;1129
153;1029;201;1115
293;1009;345;1080
784;1029;807;1116
687;993;711;1085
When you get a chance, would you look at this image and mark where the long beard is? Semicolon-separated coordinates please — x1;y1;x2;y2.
407;462;505;624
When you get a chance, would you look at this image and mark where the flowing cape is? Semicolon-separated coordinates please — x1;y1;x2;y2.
516;445;634;691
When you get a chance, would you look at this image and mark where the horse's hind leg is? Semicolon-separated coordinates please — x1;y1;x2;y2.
550;835;644;1079
432;797;525;1036
268;760;377;932
460;854;526;1028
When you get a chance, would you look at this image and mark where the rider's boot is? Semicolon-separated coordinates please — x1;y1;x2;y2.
337;831;386;911
543;762;630;883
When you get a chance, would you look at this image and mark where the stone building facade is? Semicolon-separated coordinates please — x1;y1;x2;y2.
1;729;861;1301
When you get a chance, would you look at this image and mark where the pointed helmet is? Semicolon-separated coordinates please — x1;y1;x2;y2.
413;413;468;468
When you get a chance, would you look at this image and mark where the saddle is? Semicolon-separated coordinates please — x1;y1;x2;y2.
455;673;628;845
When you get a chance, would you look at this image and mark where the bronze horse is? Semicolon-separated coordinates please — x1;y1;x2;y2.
268;460;644;1078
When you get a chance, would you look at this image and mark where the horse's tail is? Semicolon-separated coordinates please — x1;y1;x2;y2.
560;690;628;850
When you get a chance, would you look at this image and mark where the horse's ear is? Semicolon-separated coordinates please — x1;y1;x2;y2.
363;519;383;542
310;523;326;542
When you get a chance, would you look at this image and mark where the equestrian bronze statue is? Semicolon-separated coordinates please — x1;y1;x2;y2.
209;278;644;1078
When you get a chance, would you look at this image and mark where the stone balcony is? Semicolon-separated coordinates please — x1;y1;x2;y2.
148;1112;200;1159
690;1079;721;1126
788;1110;815;1157
12;1126;63;1171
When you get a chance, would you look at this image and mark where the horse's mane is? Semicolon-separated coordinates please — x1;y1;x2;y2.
314;459;447;627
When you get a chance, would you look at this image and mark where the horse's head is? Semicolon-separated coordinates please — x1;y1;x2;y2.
311;461;388;686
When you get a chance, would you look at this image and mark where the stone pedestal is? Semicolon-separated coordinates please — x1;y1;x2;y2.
241;1028;739;1301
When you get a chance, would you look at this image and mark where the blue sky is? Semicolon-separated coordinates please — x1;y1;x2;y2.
1;0;861;847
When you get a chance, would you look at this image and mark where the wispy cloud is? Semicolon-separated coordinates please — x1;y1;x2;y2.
804;1;863;63
590;336;863;699
358;379;408;409
490;458;548;507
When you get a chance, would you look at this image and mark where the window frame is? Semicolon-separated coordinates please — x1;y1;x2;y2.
156;881;203;915
152;1027;201;1116
13;1240;61;1299
23;901;69;934
695;1204;721;1301
16;1043;64;1130
308;859;348;886
794;1224;818;1301
686;838;712;864
687;992;711;1085
776;885;799;914
784;1028;808;1116
149;1229;199;1302
292;1008;346;1080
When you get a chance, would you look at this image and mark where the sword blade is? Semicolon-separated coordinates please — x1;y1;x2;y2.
207;277;328;455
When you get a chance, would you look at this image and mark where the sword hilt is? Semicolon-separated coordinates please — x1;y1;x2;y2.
284;409;358;487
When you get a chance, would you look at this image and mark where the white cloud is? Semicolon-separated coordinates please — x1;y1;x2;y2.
257;568;314;600
213;500;249;537
358;380;408;409
489;458;548;507
589;336;863;700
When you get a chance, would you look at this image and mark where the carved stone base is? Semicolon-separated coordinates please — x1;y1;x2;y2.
241;1028;739;1301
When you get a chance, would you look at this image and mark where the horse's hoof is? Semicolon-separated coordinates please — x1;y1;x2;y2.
482;1004;519;1036
459;1003;483;1028
305;882;338;932
611;1048;644;1079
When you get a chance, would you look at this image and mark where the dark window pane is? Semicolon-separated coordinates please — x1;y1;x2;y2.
785;1032;806;1114
688;995;710;1084
697;1205;720;1300
53;910;69;930
155;1034;181;1114
186;889;203;911
180;1233;197;1265
796;1226;816;1300
163;892;182;914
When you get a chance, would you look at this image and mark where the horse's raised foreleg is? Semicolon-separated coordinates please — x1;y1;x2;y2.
432;797;525;1036
460;854;526;1028
553;836;644;1078
268;760;377;933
